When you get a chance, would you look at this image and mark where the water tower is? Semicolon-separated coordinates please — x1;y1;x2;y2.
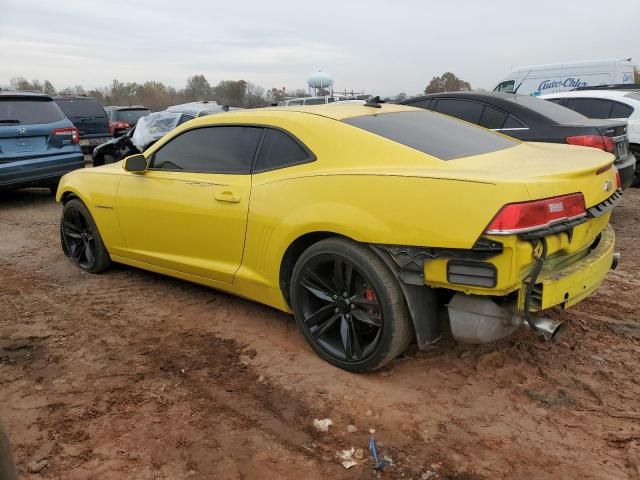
307;71;333;95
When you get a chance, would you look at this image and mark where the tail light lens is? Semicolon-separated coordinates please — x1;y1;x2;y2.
109;121;131;134
614;167;621;189
52;127;79;144
485;193;586;235
566;135;615;153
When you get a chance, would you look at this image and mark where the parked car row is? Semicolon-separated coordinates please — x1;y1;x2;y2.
92;101;238;165
0;91;154;191
0;91;84;192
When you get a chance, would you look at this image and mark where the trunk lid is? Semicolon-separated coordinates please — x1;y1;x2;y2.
443;141;618;208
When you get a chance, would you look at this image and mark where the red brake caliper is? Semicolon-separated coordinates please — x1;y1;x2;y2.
364;286;377;316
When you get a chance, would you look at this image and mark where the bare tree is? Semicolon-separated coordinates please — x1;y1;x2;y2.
425;72;472;94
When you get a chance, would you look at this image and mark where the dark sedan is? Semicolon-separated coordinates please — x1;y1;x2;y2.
401;92;636;189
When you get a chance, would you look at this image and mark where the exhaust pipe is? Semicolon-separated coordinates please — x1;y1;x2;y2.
447;294;566;344
611;252;620;270
528;317;564;343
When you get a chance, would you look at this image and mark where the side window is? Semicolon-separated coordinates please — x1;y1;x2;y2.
494;81;515;93
434;99;484;124
253;129;312;172
406;99;433;110
151;126;263;174
565;98;613;118
288;99;303;106
610;101;634;118
502;115;527;129
327;97;336;103
546;98;565;106
304;98;326;105
480;105;508;129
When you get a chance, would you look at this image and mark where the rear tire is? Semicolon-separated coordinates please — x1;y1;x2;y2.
290;237;413;372
60;198;111;273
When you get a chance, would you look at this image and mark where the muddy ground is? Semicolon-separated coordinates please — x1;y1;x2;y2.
1;185;639;480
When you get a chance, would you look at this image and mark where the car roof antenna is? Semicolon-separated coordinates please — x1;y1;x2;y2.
364;96;384;108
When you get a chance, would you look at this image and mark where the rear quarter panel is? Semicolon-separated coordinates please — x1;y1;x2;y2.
239;173;528;288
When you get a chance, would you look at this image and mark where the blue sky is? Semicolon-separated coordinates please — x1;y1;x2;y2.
1;0;638;96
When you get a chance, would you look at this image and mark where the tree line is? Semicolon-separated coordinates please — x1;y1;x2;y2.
4;75;313;111
4;72;473;111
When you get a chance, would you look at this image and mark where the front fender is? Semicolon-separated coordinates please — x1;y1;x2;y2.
55;169;124;252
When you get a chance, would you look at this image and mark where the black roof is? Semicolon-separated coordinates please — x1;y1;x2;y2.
402;91;588;124
0;90;52;100
53;94;98;100
104;105;149;111
404;91;543;110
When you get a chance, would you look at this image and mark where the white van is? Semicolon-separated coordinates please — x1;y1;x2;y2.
494;58;635;96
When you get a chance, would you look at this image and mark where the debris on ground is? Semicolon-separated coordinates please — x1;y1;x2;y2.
336;447;358;469
28;459;48;474
313;418;333;432
369;435;390;471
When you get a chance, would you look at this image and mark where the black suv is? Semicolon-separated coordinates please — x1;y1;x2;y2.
54;96;110;154
103;106;151;137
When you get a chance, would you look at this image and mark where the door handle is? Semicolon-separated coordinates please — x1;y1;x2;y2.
215;191;241;203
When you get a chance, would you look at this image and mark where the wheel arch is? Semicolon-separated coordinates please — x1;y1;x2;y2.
279;231;351;308
60;190;79;204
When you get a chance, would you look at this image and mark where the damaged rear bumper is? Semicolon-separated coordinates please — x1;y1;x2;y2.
517;224;615;312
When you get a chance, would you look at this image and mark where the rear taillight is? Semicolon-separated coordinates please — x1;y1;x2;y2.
52;127;79;144
108;121;130;134
484;193;586;235
614;167;621;189
566;135;615;153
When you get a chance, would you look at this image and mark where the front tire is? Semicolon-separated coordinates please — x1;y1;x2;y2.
60;198;111;273
290;238;413;372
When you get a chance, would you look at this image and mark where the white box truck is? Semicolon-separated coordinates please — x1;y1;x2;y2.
494;58;635;96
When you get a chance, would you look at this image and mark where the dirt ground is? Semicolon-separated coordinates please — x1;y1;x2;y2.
1;185;639;480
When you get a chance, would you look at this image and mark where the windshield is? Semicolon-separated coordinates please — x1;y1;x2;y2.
625;92;640;102
494;81;515;93
115;109;151;124
344;110;517;160
0;98;65;124
55;98;107;119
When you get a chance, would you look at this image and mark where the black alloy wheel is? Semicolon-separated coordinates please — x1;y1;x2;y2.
60;198;111;273
291;238;413;372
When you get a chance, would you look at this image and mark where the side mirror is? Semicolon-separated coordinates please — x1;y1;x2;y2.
123;154;147;174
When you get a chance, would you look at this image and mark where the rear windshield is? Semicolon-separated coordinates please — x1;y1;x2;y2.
115;109;150;124
55;98;106;119
343;110;517;160
507;95;587;123
0;98;65;124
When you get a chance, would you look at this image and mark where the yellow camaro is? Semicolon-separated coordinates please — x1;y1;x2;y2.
56;102;620;372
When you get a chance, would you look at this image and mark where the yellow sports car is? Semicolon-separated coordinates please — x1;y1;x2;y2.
56;102;620;372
